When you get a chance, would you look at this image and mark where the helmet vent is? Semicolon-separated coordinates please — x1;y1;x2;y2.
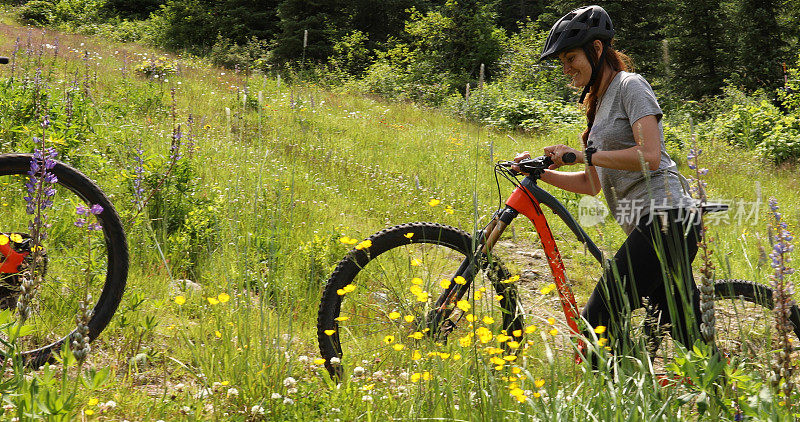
567;28;581;38
577;14;589;23
591;17;600;28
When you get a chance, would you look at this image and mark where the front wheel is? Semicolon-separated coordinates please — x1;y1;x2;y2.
317;222;524;380
0;154;128;366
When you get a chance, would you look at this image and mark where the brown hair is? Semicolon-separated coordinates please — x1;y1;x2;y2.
581;41;633;147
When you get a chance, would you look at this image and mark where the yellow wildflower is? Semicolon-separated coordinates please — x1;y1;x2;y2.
404;315;415;323
454;276;466;285
404;232;414;239
207;297;220;305
9;233;22;243
456;300;471;312
343;284;356;293
411;373;421;382
547;317;556;325
324;329;335;336
594;326;606;334
174;296;186;305
0;235;8;245
549;328;558;336
512;329;522;337
388;311;401;320
215;331;222;338
440;279;451;289
411;259;422;266
483;316;495;324
355;240;372;250
525;325;537;334
217;293;231;303
314;358;326;365
540;283;556;295
411;350;422;360
88;398;99;406
408;332;424;340
466;314;476;322
335;316;349;322
534;379;545;388
428;199;441;207
393;344;405;351
459;336;472;347
383;335;395;344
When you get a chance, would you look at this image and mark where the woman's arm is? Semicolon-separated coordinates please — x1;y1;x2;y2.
540;168;601;196
545;114;662;172
513;151;601;195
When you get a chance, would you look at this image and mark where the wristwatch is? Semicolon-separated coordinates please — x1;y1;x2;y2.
584;146;598;166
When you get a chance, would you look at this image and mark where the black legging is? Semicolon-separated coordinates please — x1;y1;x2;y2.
581;208;703;351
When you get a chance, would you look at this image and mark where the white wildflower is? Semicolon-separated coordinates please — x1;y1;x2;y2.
271;393;282;399
362;395;373;403
251;405;265;415
353;366;365;376
227;388;239;397
283;397;295;405
283;377;297;387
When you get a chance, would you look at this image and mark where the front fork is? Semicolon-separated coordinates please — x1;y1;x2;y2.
425;207;517;337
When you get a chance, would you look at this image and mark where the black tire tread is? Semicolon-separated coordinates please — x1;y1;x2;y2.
0;154;128;366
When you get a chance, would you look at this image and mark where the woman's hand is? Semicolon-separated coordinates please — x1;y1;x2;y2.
511;151;531;174
543;144;582;169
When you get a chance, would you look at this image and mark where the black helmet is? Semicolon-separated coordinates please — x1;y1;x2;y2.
540;5;614;61
541;5;615;104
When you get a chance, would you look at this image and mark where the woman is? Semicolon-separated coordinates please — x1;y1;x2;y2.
515;5;702;354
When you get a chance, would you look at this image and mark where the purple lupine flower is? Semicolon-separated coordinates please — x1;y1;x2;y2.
75;204;103;231
767;197;796;399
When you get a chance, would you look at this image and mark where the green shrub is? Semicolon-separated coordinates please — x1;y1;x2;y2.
756;116;800;163
711;100;782;149
18;0;56;25
447;85;580;132
662;123;687;163
209;36;272;71
134;56;178;79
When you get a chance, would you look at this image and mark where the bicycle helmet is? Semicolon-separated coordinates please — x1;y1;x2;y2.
541;5;614;103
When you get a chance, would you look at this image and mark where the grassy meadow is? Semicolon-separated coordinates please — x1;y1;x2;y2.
0;19;798;421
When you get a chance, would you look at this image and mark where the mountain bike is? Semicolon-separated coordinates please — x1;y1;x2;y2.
317;154;800;380
1;56;128;366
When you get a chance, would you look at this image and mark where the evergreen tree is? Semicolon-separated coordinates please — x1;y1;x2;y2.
663;0;731;99
730;0;788;92
273;0;346;64
496;0;546;33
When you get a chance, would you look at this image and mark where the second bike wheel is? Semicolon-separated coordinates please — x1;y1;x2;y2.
0;154;128;366
317;222;524;380
649;279;800;367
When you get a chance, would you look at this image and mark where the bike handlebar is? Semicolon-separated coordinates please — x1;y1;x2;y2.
0;57;8;65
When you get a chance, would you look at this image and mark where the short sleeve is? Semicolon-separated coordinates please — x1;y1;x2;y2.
620;74;662;126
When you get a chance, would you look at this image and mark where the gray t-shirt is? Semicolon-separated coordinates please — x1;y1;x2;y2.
588;71;694;234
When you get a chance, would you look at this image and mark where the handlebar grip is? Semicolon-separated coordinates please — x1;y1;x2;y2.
562;152;576;164
0;57;9;65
